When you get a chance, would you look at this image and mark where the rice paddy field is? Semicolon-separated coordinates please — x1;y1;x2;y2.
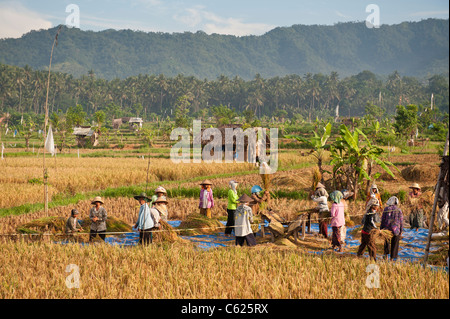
0;146;448;300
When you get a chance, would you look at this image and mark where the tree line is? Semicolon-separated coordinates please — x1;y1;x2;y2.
0;63;448;129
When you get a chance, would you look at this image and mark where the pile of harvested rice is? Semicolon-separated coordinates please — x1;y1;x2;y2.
401;165;439;182
369;229;394;243
177;214;224;236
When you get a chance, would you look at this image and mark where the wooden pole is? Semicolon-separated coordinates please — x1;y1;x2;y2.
43;26;62;216
423;131;449;265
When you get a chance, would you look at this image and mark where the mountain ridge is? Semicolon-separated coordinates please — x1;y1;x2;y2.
0;19;448;80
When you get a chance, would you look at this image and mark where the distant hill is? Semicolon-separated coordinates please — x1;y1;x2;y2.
0;19;448;80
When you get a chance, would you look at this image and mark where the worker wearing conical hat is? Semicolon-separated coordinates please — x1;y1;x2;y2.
199;180;214;218
133;192;154;245
151;186;167;206
407;183;427;231
89;196;107;242
234;194;257;247
151;186;168;222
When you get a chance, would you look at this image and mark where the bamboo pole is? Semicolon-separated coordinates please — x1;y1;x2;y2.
423;130;449;265
43;26;62;216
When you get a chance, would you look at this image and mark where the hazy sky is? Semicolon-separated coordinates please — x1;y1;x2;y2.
0;0;448;38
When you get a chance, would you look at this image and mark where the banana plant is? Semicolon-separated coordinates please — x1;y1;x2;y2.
286;122;332;180
331;124;399;200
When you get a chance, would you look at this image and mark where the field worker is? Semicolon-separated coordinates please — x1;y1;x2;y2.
437;186;449;231
357;197;380;261
311;182;329;238
65;209;83;240
329;191;345;252
408;183;427;231
234;194;257;247
151;196;165;229
152;186;168;222
151;186;167;205
380;196;404;260
340;189;354;244
89;196;107;242
249;185;269;216
366;184;383;210
133;192;154;245
225;180;239;237
199;180;214;218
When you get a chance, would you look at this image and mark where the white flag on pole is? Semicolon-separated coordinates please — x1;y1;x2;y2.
335;104;339;118
45;125;56;156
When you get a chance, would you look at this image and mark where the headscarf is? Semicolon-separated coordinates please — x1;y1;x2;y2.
329;190;343;204
365;197;380;213
370;184;379;195
229;180;238;195
315;187;328;198
386;196;399;207
154;196;168;218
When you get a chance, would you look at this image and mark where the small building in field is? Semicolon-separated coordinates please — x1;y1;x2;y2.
112;117;143;130
128;117;143;130
73;126;99;148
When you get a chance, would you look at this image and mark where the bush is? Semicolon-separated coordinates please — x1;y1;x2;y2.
397;190;407;203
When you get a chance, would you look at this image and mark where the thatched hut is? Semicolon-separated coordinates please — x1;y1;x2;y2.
72;126;99;148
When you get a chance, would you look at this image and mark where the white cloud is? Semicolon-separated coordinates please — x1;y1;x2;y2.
0;2;52;39
173;7;274;36
335;10;352;19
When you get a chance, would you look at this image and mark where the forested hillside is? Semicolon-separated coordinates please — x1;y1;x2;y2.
0;19;448;80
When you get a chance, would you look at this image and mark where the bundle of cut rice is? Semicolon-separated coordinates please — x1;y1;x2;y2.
311;166;322;191
260;173;271;192
369;229;394;243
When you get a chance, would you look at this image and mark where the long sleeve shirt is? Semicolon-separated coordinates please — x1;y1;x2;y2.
380;205;404;236
227;189;239;210
65;216;80;233
249;193;268;215
362;211;377;234
312;195;329;212
89;206;107;231
234;204;254;237
199;189;214;209
136;203;154;231
330;202;345;227
150;207;161;228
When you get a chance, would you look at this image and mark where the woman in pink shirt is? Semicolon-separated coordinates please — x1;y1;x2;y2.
199;180;214;218
329;191;345;252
